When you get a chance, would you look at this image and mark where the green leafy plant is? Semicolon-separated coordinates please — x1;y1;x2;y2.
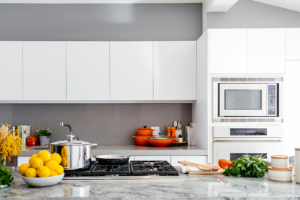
224;154;266;178
0;165;14;188
178;135;183;138
37;129;51;138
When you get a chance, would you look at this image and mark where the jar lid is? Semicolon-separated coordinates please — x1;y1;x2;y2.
268;166;293;171
136;126;153;131
271;155;288;159
51;135;91;146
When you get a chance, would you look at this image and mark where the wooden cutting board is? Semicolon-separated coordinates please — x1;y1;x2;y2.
188;168;225;175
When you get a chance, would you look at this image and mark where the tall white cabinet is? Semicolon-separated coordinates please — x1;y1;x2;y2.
23;42;67;100
286;28;300;61
154;41;196;100
0;42;23;100
67;42;109;100
110;42;154;100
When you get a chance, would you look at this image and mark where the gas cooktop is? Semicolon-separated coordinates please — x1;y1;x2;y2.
64;160;179;177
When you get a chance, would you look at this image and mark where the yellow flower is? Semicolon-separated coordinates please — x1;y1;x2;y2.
26;149;29;152
5;123;11;127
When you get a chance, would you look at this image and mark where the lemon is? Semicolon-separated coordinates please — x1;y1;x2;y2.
45;160;59;171
18;163;30;176
55;165;64;175
31;154;38;158
25;168;37;177
29;157;44;169
37;166;51;177
49;170;58;177
51;153;62;164
37;150;51;162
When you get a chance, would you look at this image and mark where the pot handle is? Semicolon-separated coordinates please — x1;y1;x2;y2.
132;136;136;138
135;130;138;131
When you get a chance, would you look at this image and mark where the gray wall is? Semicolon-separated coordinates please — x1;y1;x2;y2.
0;104;192;145
207;0;300;29
0;4;202;41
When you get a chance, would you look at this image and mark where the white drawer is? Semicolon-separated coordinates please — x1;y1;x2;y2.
134;156;170;163
171;156;207;166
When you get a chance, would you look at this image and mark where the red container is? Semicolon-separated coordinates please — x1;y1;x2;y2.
132;135;151;145
27;136;37;146
135;126;154;136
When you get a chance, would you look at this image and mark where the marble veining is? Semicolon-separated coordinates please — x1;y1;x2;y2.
2;168;300;199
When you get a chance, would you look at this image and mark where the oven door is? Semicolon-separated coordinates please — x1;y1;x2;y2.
213;139;283;164
219;84;267;117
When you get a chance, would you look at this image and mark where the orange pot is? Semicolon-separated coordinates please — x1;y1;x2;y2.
146;138;176;147
135;126;154;136
132;136;151;145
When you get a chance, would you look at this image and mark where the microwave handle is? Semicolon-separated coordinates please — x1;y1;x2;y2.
213;137;283;142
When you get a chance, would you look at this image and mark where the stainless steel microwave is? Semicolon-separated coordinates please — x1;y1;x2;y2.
212;77;283;122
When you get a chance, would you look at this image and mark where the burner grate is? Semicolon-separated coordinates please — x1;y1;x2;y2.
130;160;179;176
91;164;131;176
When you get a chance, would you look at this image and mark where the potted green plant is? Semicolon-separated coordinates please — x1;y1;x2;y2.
178;134;183;142
37;128;51;145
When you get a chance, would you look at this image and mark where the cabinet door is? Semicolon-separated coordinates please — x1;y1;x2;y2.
67;42;109;100
285;61;300;156
286;29;300;61
154;42;196;100
209;29;247;73
23;42;66;100
134;156;170;162
17;157;30;167
110;42;153;100
248;29;285;73
171;156;207;166
0;42;22;100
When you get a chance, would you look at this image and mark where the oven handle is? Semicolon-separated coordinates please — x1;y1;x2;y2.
213;137;283;142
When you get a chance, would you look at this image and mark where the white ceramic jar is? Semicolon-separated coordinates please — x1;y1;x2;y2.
268;166;293;182
271;155;289;168
295;148;300;183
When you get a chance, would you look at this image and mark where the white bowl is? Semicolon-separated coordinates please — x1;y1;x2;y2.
268;166;292;182
22;173;64;187
271;155;289;168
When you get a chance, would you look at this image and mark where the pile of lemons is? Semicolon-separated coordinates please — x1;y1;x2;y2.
18;150;64;178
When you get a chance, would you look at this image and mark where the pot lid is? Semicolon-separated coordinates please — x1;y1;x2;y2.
51;135;91;146
268;166;293;171
271;155;288;159
136;126;153;131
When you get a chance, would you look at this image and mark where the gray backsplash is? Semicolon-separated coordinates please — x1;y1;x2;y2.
0;104;192;145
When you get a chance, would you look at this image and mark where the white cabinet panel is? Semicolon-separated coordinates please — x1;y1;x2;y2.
154;41;196;100
17;157;30;167
285;61;300;156
134;156;170;162
67;42;109;100
110;42;153;100
286;29;300;61
209;29;247;73
0;42;22;100
248;29;285;73
171;156;207;166
23;42;66;100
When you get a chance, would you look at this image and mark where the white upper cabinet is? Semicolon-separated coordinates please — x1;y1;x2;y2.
209;29;247;73
154;41;196;100
67;42;109;100
248;29;286;73
0;42;22;100
286;28;300;61
110;42;153;100
23;42;66;100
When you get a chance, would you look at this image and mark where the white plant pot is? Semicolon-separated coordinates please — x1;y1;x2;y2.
178;138;183;142
39;136;50;146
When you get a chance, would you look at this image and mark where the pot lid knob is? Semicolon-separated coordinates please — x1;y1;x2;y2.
143;126;147;128
66;135;75;142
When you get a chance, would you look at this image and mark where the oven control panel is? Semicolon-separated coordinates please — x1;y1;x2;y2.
230;128;267;136
268;84;277;116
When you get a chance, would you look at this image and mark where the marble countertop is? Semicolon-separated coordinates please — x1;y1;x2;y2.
2;168;300;199
20;145;207;157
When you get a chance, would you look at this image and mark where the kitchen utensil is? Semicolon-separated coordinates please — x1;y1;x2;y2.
135;126;154;136
95;155;130;165
132;135;151;145
268;166;293;182
177;120;182;130
271;155;289;168
173;121;178;127
167;127;171;137
22;173;65;187
188;168;225;175
178;161;220;171
146;136;175;147
171;127;176;142
175;130;182;141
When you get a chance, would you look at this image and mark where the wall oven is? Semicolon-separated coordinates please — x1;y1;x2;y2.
213;125;283;164
213;77;283;123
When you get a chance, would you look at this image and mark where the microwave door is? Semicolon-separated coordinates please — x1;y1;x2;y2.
219;84;267;117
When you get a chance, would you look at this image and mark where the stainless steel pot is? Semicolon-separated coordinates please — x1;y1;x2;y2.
50;135;97;170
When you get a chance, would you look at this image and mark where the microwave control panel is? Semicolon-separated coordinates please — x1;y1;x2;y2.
230;128;267;136
268;84;277;116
